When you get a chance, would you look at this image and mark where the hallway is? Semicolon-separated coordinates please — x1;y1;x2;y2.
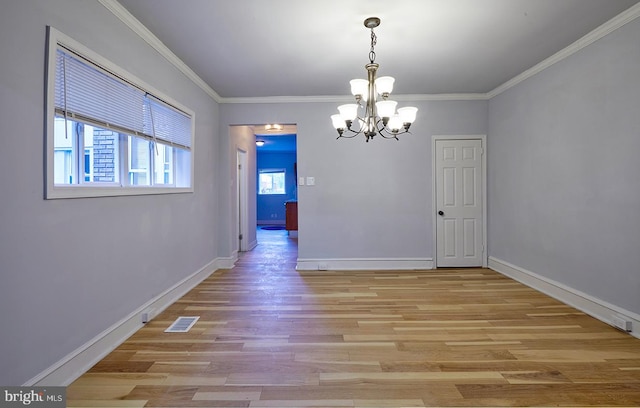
237;227;298;268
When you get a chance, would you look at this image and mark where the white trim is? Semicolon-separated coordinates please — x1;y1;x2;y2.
219;93;488;105
431;135;487;269
246;239;259;251
46;186;194;200
229;249;239;265
487;2;640;98
97;0;221;103
215;255;237;270
24;258;228;386
489;257;639;339
296;258;433;271
237;149;249;252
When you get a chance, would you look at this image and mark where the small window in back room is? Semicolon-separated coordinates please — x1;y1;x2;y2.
258;169;285;195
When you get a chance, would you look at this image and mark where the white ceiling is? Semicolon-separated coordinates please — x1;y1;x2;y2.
116;0;639;99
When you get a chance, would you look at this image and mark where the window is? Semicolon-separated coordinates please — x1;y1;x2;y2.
54;119;121;185
45;27;194;199
259;169;286;195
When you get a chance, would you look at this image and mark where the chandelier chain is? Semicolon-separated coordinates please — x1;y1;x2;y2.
369;29;377;64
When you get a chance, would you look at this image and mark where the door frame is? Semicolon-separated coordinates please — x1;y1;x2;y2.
236;148;249;252
431;135;487;268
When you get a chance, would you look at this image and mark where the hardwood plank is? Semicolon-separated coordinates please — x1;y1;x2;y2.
66;385;136;400
66;400;148;407
318;371;506;385
67;229;640;407
192;390;262;401
257;384;463;403
70;372;169;386
353;400;426;408
249;400;354;407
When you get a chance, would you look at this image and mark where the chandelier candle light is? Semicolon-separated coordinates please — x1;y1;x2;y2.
331;17;418;142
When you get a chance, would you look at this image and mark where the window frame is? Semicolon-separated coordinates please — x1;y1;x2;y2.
258;168;287;195
45;26;195;199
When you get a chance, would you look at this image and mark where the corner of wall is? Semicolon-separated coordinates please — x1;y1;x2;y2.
26;258;225;386
489;257;640;340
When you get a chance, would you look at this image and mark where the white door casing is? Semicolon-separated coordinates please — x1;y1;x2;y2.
237;149;249;252
433;136;486;267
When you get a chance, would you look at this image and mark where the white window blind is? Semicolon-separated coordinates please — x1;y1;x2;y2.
145;95;192;149
54;47;192;150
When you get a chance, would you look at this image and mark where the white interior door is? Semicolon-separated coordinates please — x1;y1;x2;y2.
435;139;484;267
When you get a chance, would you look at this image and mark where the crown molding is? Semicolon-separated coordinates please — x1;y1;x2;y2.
102;0;640;105
398;93;490;101
97;0;222;103
219;93;489;104
220;95;356;104
487;2;640;98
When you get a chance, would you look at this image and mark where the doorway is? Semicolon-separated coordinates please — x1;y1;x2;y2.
254;125;297;237
432;135;487;268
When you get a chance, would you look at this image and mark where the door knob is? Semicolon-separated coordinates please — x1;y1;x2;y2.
438;210;444;216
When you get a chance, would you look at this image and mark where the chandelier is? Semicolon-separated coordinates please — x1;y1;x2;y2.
331;17;418;142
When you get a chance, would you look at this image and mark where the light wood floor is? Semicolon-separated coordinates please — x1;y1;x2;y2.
68;229;640;407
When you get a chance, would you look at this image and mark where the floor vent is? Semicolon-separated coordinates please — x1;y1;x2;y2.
165;316;200;333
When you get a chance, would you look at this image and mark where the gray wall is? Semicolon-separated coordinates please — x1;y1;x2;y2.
487;18;640;315
220;100;488;262
0;1;220;385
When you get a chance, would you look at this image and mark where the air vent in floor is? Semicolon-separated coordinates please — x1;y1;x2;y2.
165;316;200;333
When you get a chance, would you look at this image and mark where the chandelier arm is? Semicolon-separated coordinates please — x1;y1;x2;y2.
336;132;360;140
339;115;367;136
336;114;375;141
375;120;401;140
375;117;415;140
377;130;401;140
336;124;363;139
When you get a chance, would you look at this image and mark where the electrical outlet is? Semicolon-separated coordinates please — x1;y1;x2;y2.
612;315;632;332
141;309;155;324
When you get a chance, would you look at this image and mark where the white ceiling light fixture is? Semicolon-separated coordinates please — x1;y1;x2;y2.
265;124;283;132
256;140;265;147
331;17;418;142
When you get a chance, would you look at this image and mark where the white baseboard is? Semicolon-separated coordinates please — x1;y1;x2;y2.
222;252;238;269
296;258;434;271
26;257;226;386
257;221;285;226
489;257;639;339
